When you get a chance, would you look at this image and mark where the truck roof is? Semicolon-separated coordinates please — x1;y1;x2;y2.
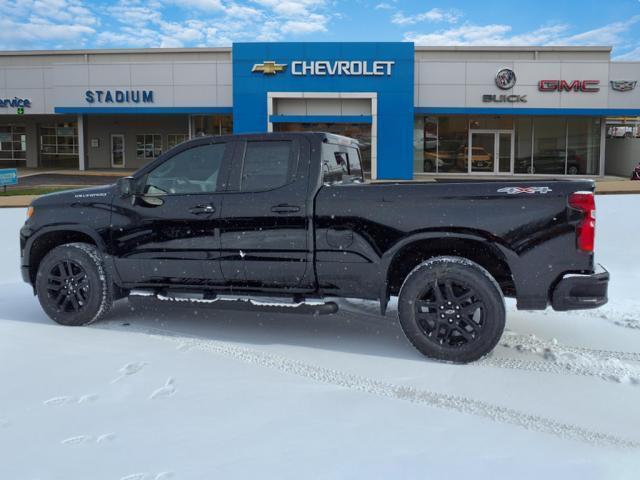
192;131;360;147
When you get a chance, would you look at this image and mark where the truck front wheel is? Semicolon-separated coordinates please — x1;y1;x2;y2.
398;256;505;363
35;243;113;326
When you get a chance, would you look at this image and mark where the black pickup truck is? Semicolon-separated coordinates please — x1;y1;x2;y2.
20;132;609;363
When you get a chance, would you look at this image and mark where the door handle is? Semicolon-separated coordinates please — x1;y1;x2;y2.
271;204;301;214
189;204;216;215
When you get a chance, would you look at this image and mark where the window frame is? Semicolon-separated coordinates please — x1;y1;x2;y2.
167;133;189;150
137;139;234;197
135;133;163;161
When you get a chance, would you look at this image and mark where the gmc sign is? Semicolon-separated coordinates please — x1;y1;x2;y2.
538;80;600;92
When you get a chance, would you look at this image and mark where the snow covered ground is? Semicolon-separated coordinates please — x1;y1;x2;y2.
1;195;639;480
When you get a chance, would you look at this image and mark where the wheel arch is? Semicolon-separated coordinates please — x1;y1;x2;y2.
383;233;516;302
26;226;106;286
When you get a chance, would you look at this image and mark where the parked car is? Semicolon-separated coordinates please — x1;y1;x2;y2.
20;132;609;363
518;149;583;175
424;145;493;172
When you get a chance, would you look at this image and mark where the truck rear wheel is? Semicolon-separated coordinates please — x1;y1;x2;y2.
35;242;113;326
398;256;505;363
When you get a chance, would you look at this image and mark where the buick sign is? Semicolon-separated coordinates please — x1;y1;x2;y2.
483;94;527;103
495;68;516;89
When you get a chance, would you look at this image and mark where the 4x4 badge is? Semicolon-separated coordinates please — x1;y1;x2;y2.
497;186;552;194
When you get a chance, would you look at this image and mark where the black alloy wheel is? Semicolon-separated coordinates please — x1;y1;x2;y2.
398;256;505;363
414;278;486;348
36;243;113;326
46;259;91;313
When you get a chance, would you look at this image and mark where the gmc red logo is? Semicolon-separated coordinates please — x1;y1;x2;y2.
538;80;600;92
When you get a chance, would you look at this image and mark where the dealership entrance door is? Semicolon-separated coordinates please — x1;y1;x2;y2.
469;130;514;174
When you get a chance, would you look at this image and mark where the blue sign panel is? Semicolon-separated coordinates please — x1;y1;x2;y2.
232;42;415;180
0;168;18;186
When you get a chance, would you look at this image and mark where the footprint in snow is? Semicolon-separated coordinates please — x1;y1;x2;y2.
44;396;74;406
45;394;98;406
61;435;93;445
61;433;115;445
120;472;173;480
149;378;176;400
78;393;99;404
120;474;149;480
112;361;150;383
96;432;116;443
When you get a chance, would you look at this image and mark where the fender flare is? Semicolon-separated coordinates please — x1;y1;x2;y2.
23;224;118;284
378;230;518;307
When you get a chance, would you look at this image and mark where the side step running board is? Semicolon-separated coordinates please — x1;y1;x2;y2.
129;292;339;315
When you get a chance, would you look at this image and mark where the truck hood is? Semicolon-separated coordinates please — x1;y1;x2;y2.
31;184;116;207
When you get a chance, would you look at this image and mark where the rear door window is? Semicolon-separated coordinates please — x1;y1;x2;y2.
240;140;297;192
322;143;364;184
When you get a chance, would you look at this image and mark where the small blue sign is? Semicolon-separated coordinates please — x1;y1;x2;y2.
0;168;18;187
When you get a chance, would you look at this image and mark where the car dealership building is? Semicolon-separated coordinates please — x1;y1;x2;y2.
0;42;639;180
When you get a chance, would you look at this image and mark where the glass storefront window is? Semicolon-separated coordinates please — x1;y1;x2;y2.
469;117;513;130
437;116;468;173
273;122;372;177
136;134;162;160
532;118;567;175
413;115;601;176
423;117;438;173
514;118;533;174
39;123;78;168
0;125;27;166
568;118;601;175
192;115;233;137
167;134;188;150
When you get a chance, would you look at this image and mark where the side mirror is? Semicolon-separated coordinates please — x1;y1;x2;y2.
117;176;136;197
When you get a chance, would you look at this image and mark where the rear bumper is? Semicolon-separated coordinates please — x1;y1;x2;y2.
551;264;609;311
21;265;30;284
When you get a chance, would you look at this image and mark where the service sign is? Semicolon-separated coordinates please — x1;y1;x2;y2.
0;168;18;187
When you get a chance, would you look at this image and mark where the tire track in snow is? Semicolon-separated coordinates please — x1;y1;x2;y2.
100;322;639;449
339;304;640;381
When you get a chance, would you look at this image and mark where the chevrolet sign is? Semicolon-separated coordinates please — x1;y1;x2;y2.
291;60;394;76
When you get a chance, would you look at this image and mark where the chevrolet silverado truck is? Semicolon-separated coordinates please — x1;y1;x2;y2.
20;132;609;363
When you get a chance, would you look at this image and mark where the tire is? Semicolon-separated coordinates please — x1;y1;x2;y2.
398;256;505;363
567;165;579;175
35;242;113;326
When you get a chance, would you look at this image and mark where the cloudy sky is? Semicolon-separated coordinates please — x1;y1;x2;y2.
1;0;639;59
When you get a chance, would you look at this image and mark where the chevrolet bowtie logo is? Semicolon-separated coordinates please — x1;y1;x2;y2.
252;61;287;75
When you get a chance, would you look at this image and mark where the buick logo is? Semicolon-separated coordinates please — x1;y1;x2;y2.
495;68;516;90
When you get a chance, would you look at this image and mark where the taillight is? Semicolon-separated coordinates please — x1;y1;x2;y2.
569;191;596;253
